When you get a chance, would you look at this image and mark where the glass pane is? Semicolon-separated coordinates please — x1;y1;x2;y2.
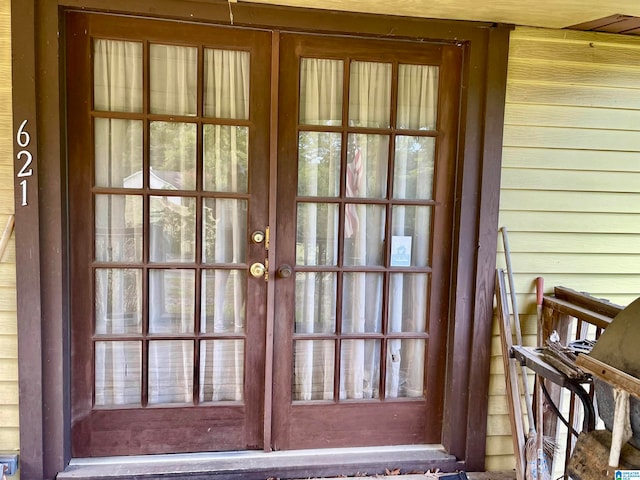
388;273;428;333
95;341;141;406
95;195;143;263
201;270;246;333
150;44;197;116
397;64;439;130
386;339;425;398
340;339;380;399
295;272;336;334
391;205;431;267
299;58;343;126
203;125;249;193
94;39;142;113
149;196;196;263
202;199;247;264
348;61;391;128
95;269;142;335
94;119;143;188
342;272;383;333
296;202;338;266
148;340;193;405
149;269;195;334
204;49;250;119
393;136;435;200
150;122;197;191
293;340;335;401
200;340;244;402
343;204;385;266
346;134;389;199
297;132;341;197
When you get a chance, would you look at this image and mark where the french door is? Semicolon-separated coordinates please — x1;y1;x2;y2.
67;13;272;456
272;34;459;450
67;12;460;457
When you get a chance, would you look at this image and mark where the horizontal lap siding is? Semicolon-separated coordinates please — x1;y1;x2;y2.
487;26;640;471
0;0;18;457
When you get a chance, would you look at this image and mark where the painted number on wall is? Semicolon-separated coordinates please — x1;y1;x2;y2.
16;119;33;207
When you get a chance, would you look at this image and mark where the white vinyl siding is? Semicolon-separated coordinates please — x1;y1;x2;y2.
487;25;640;471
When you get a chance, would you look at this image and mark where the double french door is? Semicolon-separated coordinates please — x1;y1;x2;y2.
67;12;460;457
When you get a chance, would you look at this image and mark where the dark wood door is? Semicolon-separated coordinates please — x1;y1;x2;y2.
271;33;461;449
67;13;272;456
67;13;461;457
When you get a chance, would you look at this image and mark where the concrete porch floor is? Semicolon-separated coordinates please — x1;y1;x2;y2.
56;445;516;480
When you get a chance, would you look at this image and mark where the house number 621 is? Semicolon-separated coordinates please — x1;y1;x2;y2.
16;119;33;207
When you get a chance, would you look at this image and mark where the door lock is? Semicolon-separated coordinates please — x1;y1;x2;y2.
250;262;266;279
251;230;265;244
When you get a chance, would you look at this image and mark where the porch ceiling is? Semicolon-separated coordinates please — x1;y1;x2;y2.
237;0;640;30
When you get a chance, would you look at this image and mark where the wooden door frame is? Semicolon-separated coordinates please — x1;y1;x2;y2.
11;1;511;478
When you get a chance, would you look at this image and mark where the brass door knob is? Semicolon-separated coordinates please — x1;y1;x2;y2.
250;262;266;278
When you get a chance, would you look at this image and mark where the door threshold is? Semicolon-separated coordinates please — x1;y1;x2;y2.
58;445;461;479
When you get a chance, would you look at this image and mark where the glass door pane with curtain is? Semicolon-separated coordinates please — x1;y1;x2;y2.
67;13;271;457
273;34;460;450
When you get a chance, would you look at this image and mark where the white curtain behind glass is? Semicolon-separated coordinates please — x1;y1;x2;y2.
150;45;197;116
94;39;144;406
94;40;143;113
147;45;198;404
201;49;250;402
388;64;438;398
296;58;342;400
94;41;250;405
397;64;438;130
341;62;390;400
147;54;198;406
